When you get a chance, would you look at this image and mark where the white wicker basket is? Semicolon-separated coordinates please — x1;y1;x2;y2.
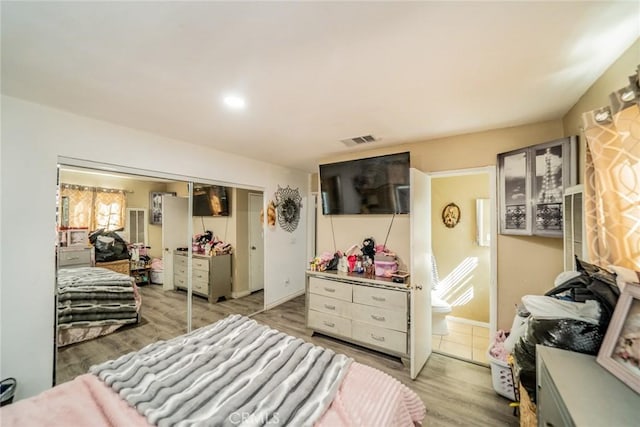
487;352;516;401
150;270;163;284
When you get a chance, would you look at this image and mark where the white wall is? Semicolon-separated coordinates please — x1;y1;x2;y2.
0;95;309;400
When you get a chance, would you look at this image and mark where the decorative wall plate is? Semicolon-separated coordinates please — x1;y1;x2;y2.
442;202;461;228
274;186;302;232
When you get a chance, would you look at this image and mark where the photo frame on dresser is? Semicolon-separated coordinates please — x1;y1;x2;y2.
498;136;577;237
597;282;640;394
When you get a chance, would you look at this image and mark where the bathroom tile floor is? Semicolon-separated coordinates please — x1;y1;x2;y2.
432;317;490;365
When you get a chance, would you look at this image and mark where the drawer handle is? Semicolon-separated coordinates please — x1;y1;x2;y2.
371;314;386;322
324;287;336;293
371;334;385;342
324;304;336;310
323;321;335;328
67;256;80;260
372;296;386;302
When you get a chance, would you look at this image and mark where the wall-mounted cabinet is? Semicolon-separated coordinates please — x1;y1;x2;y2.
563;185;587;271
498;136;577;237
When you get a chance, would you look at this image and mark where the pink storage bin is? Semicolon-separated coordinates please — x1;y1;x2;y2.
375;260;398;277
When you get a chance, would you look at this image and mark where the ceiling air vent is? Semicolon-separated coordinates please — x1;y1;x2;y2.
340;134;378;147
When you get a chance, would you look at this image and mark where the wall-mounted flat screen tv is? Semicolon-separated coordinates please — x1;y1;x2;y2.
193;185;230;216
319;152;410;215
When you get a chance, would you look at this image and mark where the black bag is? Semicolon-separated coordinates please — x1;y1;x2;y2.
90;229;130;262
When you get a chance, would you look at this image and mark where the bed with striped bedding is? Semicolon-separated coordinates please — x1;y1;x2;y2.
3;315;426;426
57;267;141;346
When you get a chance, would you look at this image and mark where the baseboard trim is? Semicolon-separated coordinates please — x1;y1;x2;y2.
265;289;305;310
446;315;489;329
231;290;251;299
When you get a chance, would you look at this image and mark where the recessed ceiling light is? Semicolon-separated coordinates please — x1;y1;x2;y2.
223;95;246;110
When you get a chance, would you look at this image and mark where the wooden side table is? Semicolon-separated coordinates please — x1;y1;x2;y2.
130;264;151;285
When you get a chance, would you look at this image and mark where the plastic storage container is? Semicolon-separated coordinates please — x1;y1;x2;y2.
374;260;398;277
150;269;163;284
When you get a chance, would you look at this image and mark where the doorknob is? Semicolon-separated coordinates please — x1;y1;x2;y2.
251;246;256;250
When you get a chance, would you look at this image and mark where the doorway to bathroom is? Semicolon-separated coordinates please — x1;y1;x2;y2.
429;167;497;365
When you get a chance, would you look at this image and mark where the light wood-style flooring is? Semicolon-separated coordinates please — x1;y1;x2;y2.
56;285;518;426
56;285;264;384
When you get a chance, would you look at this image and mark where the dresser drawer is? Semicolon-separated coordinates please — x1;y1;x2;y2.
309;294;352;319
351;303;407;332
308;310;352;338
352;321;407;354
193;280;208;295
192;257;209;271
58;248;92;267
174;274;187;289
174;264;188;277
174;254;188;267
353;285;407;311
308;277;352;302
192;268;209;283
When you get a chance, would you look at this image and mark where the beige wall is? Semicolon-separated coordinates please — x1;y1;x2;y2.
432;174;490;323
58;170;169;259
317;119;565;330
563;38;640;181
318;36;638;329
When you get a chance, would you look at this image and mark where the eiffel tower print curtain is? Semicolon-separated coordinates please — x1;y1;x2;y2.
581;66;640;270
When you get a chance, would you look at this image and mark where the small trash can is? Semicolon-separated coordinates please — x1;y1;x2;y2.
0;377;17;406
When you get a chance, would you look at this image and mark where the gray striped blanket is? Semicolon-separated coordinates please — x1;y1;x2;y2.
57;267;138;328
90;315;352;427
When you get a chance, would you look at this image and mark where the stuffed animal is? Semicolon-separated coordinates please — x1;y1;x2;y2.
361;237;376;260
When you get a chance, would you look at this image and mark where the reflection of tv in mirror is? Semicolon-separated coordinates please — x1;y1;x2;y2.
319;152;410;215
193;186;230;216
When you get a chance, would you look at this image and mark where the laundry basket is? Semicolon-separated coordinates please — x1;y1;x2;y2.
0;377;17;406
487;352;517;401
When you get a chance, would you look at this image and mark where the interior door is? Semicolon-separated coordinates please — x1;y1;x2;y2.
410;168;433;379
248;193;264;292
162;196;189;291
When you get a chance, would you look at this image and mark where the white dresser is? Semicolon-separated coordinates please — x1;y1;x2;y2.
57;246;94;269
174;252;232;303
306;271;410;361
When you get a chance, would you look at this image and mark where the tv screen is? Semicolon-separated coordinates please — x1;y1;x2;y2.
193;185;230;216
319;152;410;215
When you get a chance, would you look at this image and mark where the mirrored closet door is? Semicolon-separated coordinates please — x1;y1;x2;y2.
54;164;192;385
188;183;265;330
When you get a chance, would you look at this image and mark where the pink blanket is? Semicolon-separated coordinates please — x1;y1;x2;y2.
1;363;425;426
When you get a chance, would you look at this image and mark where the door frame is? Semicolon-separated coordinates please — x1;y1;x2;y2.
428;165;498;336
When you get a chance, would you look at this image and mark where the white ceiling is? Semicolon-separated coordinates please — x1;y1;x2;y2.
2;1;639;172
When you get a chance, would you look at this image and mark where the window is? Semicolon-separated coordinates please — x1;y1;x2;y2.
59;184;126;231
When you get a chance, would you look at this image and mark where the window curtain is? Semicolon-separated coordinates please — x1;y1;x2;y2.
60;184;126;231
581;67;640;270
